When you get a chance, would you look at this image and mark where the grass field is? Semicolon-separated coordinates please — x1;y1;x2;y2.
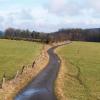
57;42;100;100
0;39;42;83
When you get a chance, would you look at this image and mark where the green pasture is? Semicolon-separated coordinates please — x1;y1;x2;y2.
0;39;42;82
57;41;100;100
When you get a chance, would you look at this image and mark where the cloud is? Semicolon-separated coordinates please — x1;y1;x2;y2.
0;6;61;32
87;0;100;10
48;0;100;17
0;0;100;32
48;0;84;16
49;0;66;13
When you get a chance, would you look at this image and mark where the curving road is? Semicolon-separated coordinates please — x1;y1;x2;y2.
14;42;70;100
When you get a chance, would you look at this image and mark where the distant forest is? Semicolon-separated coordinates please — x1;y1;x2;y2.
0;28;100;43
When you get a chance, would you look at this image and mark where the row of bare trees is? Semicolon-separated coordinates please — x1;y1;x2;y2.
49;28;100;42
3;28;50;43
2;27;100;43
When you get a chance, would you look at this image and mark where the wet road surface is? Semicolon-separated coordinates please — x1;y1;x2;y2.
14;42;70;100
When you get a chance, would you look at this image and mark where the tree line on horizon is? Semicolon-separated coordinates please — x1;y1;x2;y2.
0;27;100;43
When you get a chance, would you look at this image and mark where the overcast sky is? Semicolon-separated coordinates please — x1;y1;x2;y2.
0;0;100;32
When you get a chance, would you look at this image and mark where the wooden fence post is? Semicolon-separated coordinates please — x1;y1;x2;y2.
2;73;6;88
32;61;35;68
20;66;25;74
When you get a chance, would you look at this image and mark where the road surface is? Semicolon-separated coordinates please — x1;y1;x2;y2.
14;42;70;100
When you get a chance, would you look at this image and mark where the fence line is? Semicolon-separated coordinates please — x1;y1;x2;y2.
0;44;46;89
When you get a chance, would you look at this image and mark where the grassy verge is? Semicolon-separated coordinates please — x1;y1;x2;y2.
56;41;100;100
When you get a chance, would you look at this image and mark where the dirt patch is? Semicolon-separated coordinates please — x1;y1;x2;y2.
0;45;50;100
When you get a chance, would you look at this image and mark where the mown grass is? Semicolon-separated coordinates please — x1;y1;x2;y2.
57;41;100;100
0;39;43;82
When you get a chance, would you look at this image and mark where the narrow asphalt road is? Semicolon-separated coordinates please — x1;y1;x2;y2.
14;42;70;100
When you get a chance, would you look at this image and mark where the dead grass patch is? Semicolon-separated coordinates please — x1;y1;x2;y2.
55;54;67;100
